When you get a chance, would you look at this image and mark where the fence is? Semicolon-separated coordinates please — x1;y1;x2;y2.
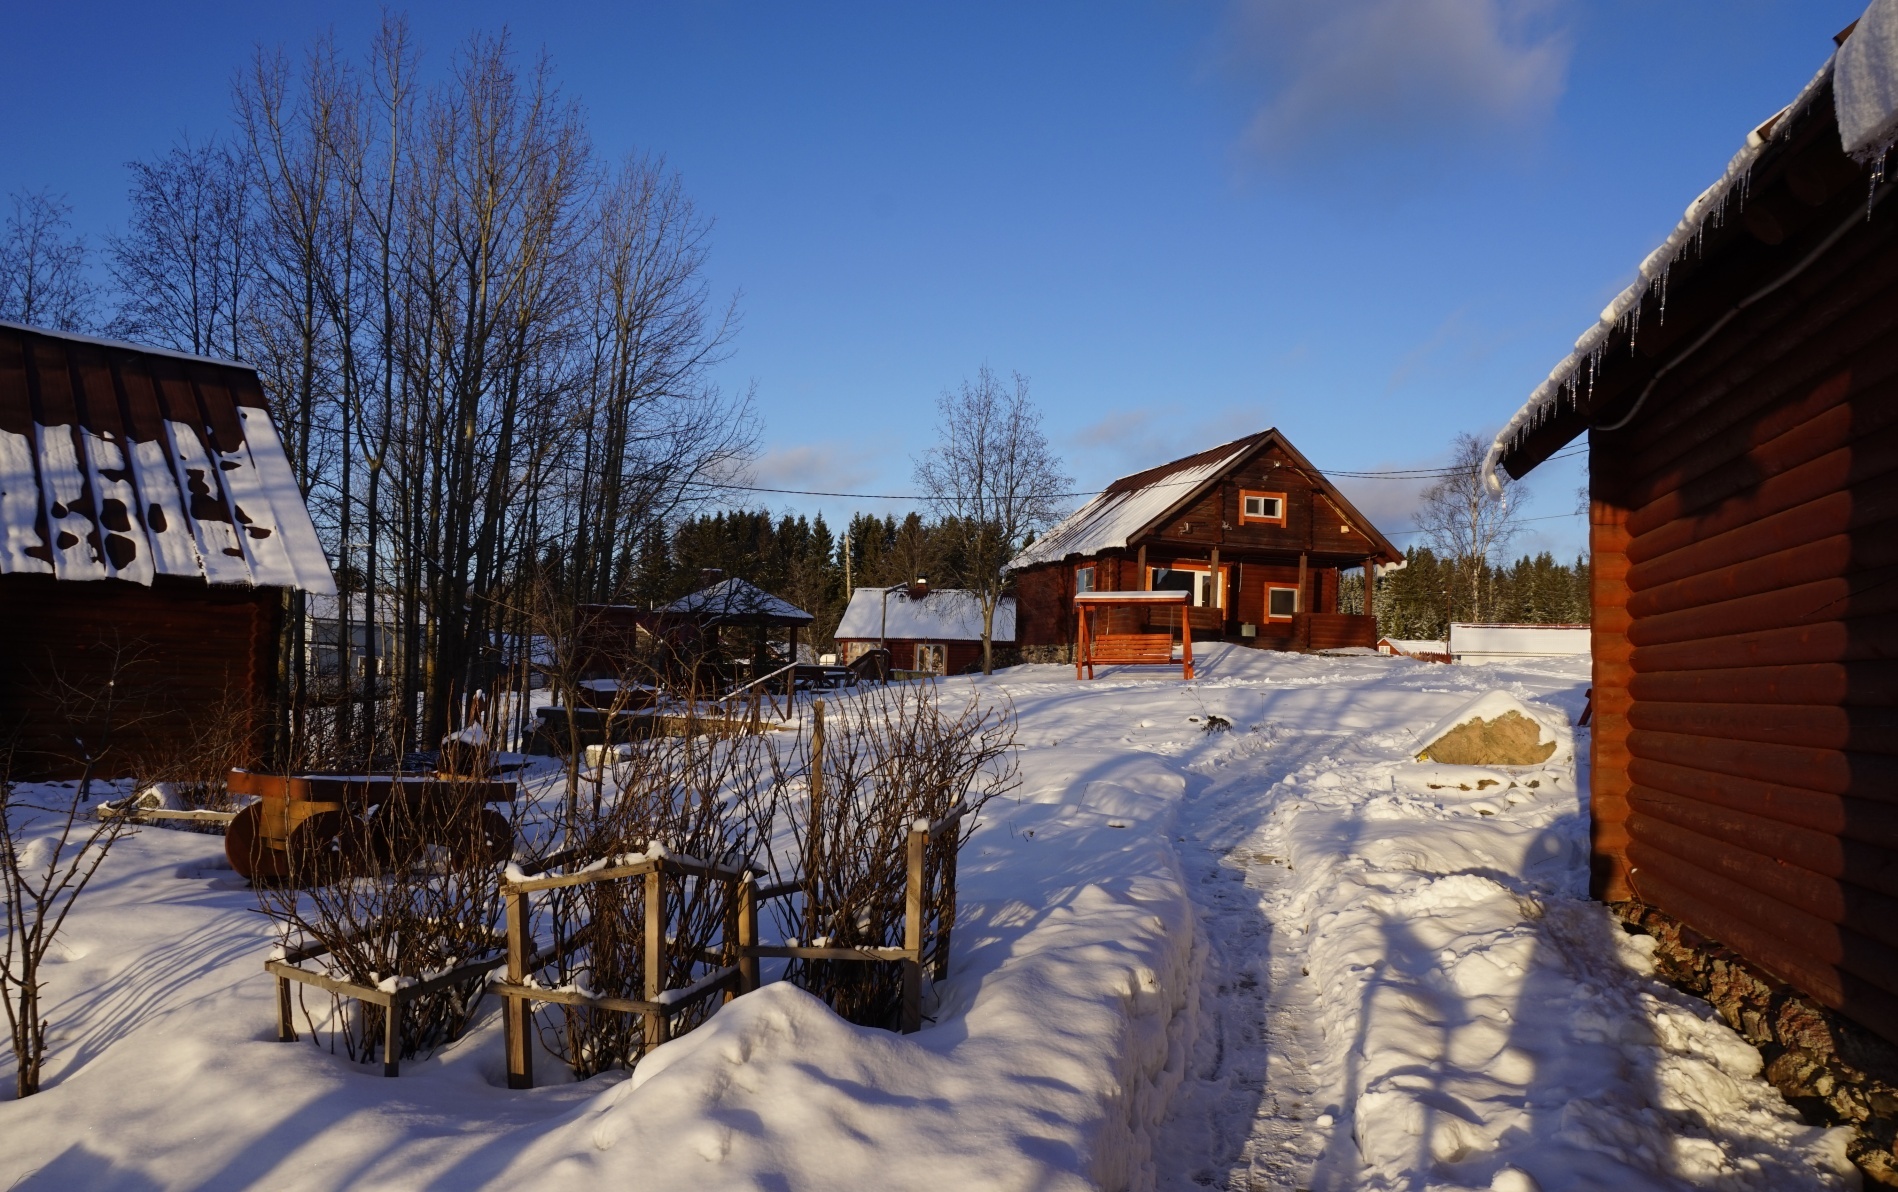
489;805;966;1089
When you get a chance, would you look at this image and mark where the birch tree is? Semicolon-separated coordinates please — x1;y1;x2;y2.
915;367;1069;675
1416;432;1526;626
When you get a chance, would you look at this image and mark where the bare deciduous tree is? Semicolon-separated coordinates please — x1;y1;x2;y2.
914;367;1070;674
1416;432;1526;625
0;190;95;332
106;140;255;359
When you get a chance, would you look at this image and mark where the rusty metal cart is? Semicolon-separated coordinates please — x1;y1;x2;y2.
224;769;517;884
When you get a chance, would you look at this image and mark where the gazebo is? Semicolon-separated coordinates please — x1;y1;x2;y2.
663;577;815;686
1073;590;1193;680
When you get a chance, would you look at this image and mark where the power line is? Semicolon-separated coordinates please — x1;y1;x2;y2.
1384;511;1586;538
695;446;1589;503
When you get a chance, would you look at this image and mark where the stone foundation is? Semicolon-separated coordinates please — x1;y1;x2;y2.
1615;899;1898;1184
1017;644;1072;665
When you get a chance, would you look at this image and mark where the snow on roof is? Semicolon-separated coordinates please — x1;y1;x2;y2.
1007;434;1264;570
835;587;1015;642
1379;638;1447;655
1483;47;1842;489
0;322;335;593
663;577;813;625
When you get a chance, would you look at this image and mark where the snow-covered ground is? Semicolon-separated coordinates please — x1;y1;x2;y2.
0;645;1858;1190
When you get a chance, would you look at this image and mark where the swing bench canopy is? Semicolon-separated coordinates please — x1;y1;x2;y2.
1072;590;1193;680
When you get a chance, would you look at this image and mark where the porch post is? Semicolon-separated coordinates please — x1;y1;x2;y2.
1209;547;1221;635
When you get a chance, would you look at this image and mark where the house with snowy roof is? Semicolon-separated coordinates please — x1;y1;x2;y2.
0;321;334;778
1485;7;1898;1054
1006;429;1400;655
834;579;1014;675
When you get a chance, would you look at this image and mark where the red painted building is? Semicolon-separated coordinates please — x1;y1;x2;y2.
0;322;333;778
1487;24;1898;1044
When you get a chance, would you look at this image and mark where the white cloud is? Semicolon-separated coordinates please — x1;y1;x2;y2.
749;444;876;495
1221;0;1571;160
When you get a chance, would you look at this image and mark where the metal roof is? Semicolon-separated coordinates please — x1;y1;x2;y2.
835;588;1015;642
662;577;813;626
1007;428;1401;570
0;322;335;593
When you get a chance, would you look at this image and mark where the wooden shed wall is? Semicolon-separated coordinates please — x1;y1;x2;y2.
0;574;281;779
1592;196;1898;1041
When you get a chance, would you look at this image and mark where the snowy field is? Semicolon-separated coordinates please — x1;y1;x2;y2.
0;644;1859;1191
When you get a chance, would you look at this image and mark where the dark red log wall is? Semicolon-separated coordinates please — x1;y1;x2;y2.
1592;192;1898;1041
0;574;281;779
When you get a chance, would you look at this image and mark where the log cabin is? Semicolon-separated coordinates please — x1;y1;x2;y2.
1485;11;1898;1056
1008;429;1400;653
0;322;334;779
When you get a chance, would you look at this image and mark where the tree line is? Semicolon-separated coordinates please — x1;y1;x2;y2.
1339;548;1590;642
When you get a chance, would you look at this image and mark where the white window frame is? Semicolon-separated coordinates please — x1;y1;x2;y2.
1266;584;1299;621
914;643;947;674
1240;490;1288;526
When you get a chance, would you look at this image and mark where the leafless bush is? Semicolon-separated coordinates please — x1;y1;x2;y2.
1;751;136;1098
530;715;777;1078
255;788;514;1066
770;685;1017;1028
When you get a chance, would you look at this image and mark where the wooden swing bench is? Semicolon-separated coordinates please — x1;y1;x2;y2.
1074;590;1194;680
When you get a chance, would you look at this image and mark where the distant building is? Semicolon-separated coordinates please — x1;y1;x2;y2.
1447;623;1590;664
1377;637;1450;663
834;581;1014;675
0;322;334;778
1006;429;1401;654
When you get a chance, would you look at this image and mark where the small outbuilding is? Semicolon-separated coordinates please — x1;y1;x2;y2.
1485;10;1898;1052
0;322;334;778
1007;428;1401;655
834;581;1014;676
1446;623;1591;665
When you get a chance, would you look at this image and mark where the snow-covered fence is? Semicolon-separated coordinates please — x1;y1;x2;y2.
489;803;967;1089
266;935;508;1078
492;851;754;1090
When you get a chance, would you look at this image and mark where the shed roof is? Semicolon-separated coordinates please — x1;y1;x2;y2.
0;321;334;593
835;588;1015;643
663;577;813;627
1006;428;1400;570
1487;7;1898;483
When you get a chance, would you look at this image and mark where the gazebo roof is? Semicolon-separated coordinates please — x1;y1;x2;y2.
662;577;814;627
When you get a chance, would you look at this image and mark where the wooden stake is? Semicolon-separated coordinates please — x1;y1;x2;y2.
504;889;533;1089
645;867;669;1050
805;701;826;944
902;825;925;1034
383;997;401;1078
736;875;759;995
276;975;297;1042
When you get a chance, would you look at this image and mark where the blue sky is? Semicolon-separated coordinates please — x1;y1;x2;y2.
0;0;1869;558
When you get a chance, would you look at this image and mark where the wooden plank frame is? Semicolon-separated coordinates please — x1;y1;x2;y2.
268;940;507;1078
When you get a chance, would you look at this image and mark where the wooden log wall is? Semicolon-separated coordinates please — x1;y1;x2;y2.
0;574;279;779
1596;188;1898;1041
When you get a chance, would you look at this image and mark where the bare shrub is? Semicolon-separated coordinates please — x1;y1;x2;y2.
770;685;1017;1028
1;752;136;1097
255;786;514;1066
529;716;777;1078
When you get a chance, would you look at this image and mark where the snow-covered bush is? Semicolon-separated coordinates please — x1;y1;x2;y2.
256;793;513;1067
769;684;1018;1029
531;718;778;1079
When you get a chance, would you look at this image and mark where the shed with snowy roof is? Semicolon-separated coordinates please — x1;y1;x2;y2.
1006;428;1400;655
1484;7;1898;1046
0;322;334;778
834;580;1015;676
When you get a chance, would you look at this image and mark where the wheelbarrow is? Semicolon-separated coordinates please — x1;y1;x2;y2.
224;769;518;884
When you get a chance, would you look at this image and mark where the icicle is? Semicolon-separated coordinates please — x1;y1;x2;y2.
1870;148;1888;221
1658;267;1671;325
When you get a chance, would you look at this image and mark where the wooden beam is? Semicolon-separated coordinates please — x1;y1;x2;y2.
1209;547;1221;622
1136;544;1147;589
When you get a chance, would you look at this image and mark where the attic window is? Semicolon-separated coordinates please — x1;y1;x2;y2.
1240;490;1287;526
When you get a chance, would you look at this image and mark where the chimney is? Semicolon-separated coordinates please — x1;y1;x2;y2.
699;568;725;588
908;575;929;600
